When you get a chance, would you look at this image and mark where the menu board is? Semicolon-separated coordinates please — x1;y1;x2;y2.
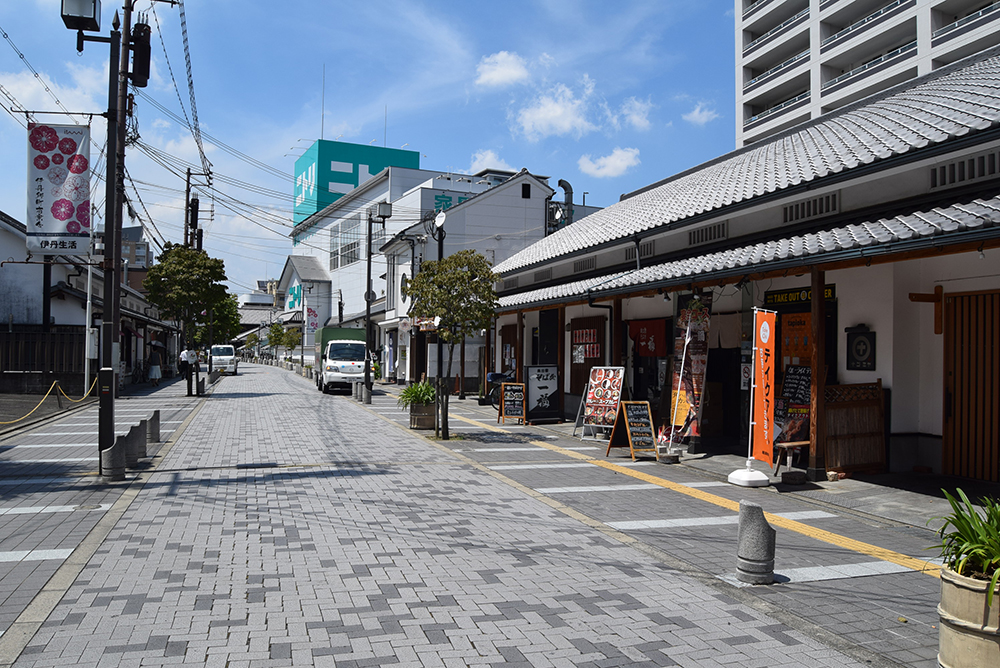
500;382;525;424
525;365;559;422
781;365;811;405
607;401;656;460
582;366;625;426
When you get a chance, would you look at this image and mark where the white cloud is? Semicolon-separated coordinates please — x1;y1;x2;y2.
578;147;640;178
475;51;530;88
515;81;597;142
469;149;513;174
620;96;652;131
682;103;720;126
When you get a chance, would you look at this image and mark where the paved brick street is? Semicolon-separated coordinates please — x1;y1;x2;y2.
0;364;960;667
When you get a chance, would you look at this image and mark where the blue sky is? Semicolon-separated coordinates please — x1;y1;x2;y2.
0;0;736;294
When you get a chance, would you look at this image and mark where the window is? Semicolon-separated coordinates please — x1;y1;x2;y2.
386;254;397;306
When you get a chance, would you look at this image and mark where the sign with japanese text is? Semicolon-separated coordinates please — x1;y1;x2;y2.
628;319;667;357
752;309;777;464
607;401;656;460
26;123;90;255
525;365;559;421
499;382;525;424
583;366;624;426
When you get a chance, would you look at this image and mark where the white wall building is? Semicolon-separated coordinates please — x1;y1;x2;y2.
737;0;1000;146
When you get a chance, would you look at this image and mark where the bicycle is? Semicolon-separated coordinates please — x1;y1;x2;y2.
131;360;147;385
486;371;516;410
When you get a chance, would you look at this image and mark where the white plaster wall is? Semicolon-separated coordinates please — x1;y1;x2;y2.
828;263;894;388
891;260;922;433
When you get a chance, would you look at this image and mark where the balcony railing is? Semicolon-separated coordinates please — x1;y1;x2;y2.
745;90;810;126
821;0;907;46
933;1;1000;38
744;50;809;90
744;8;809;53
743;0;774;17
821;40;917;89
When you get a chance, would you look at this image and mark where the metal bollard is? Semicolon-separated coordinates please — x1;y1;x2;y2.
736;500;776;584
363;383;371;404
148;410;160;443
124;425;140;468
197;378;205;395
137;419;148;458
352;382;358;400
101;436;126;481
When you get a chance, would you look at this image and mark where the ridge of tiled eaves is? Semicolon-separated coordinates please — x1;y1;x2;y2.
497;197;1000;309
494;47;1000;276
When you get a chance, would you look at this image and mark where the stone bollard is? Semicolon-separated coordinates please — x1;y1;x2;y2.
101;436;126;481
363;383;371;404
736;500;776;584
197;378;205;395
137;419;148;458
148;410;160;444
124;425;140;469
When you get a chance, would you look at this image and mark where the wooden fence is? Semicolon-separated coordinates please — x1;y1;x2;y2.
0;331;87;373
824;380;885;473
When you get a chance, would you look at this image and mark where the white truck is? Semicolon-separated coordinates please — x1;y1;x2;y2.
315;327;367;393
210;344;238;375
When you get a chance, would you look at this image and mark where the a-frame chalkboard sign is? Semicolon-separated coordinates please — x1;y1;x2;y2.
606;401;657;461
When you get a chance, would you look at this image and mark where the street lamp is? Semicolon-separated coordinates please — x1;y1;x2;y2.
431;210;448;440
364;201;392;403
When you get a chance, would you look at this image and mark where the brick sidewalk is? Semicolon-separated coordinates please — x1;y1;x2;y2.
7;365;873;667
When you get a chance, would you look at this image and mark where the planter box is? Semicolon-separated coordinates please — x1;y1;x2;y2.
409;404;435;430
939;566;1000;668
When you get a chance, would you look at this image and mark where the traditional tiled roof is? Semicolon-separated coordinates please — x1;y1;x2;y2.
495;47;1000;274
498;197;1000;309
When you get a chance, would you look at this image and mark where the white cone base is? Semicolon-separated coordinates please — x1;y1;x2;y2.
728;468;771;487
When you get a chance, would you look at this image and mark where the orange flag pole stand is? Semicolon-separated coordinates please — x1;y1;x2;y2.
729;307;775;488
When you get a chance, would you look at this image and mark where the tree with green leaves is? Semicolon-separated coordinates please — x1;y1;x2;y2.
245;332;259;355
406;249;498;438
192;294;241;347
267;322;285;356
143;243;229;348
282;327;301;360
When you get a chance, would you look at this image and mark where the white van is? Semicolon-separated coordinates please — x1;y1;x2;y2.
211;345;238;375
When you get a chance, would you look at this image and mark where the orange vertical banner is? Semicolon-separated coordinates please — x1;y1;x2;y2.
752;310;776;464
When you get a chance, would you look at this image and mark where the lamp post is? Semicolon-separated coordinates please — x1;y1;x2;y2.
62;0;132;469
364;202;392;404
431;211;448;440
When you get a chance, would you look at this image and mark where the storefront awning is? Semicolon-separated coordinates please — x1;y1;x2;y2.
498;196;1000;312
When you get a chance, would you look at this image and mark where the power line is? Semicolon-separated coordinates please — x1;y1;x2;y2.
176;0;210;175
0;23;81;124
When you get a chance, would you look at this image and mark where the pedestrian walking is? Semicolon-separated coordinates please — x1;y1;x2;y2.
178;348;191;378
148;349;162;387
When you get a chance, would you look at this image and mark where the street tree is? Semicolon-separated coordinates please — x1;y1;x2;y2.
406;249;498;438
245;332;259;356
267;322;285;357
193;294;241;347
143;243;229;348
282;327;301;360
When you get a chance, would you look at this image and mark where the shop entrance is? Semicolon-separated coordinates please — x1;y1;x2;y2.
943;290;1000;482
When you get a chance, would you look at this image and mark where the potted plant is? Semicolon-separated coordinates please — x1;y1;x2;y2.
397;381;436;430
934;488;1000;668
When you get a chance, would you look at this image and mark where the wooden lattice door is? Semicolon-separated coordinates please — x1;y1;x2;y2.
943;291;1000;481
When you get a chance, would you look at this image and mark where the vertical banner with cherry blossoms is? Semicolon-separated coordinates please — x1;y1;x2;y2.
26;123;91;255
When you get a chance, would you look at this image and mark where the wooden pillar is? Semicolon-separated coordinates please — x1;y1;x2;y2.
516;310;524;383
808;267;827;481
612;298;624;367
558;305;566;417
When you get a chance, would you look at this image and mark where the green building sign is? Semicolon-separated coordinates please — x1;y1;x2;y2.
293;140;420;224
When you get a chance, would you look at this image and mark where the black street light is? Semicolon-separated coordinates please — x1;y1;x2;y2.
431;211;448;440
364;201;392;404
63;0;153;474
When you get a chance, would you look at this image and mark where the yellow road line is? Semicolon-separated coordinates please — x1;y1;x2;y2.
453;413;940;578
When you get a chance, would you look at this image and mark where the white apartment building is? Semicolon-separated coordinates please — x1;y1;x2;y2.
737;0;1000;146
